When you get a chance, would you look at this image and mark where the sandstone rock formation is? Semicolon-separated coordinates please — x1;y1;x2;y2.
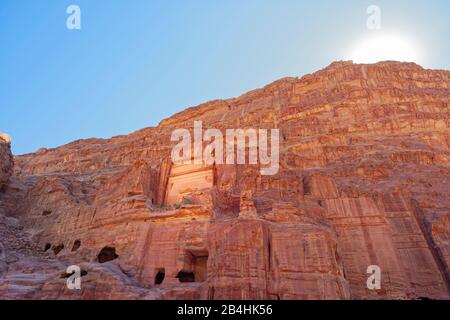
0;61;449;300
0;133;12;189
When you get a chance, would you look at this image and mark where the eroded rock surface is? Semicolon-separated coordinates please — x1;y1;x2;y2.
0;61;449;299
0;134;12;189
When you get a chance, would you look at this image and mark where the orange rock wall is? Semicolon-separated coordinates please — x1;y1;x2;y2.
0;61;449;299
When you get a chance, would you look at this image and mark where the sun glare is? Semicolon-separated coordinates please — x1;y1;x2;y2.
349;34;421;64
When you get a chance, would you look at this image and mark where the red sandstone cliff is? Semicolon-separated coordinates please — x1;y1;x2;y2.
0;61;449;299
0;134;12;189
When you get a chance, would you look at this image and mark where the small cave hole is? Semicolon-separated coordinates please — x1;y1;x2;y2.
52;244;64;255
42;210;52;216
176;271;196;283
44;243;51;252
61;270;88;279
154;269;165;285
71;240;81;252
97;246;118;263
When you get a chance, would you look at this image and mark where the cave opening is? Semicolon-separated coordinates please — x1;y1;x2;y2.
72;240;81;252
44;243;51;252
42;210;52;216
97;246;118;263
177;251;208;283
176;271;196;282
154;269;165;285
52;244;64;255
61;270;88;278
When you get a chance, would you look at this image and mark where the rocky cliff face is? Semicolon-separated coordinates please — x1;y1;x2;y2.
0;134;12;189
0;61;449;299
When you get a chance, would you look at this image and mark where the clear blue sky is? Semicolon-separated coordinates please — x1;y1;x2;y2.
1;0;449;155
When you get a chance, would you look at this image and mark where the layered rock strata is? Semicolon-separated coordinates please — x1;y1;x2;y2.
0;61;449;299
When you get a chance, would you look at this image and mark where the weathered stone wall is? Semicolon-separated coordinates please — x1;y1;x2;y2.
0;61;449;299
